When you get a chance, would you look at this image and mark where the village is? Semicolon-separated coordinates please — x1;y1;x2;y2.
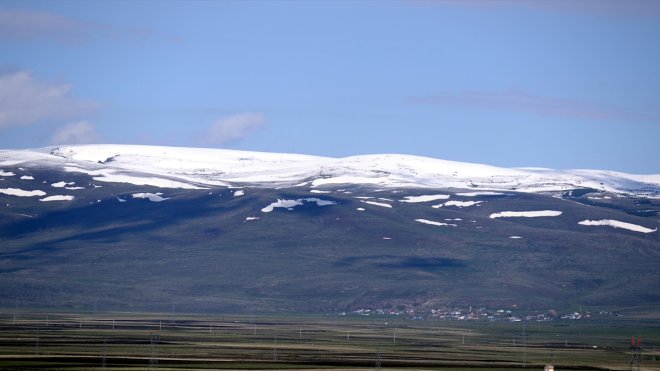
338;306;621;322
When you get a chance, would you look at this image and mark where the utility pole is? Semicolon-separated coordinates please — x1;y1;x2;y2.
101;337;107;370
13;298;18;326
35;324;40;355
272;335;278;361
149;334;159;368
251;308;256;336
522;322;527;368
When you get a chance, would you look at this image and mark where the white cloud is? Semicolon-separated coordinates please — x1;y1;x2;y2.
0;70;100;128
51;121;100;145
206;112;266;145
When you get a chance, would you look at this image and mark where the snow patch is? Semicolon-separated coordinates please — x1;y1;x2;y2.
490;210;562;218
306;197;336;206
310;189;331;194
456;191;504;197
509;236;523;239
262;199;302;212
117;197;126;203
362;200;392;208
261;198;336;213
245;216;260;221
311;175;387;187
0;160;23;166
0;188;47;197
20;175;34;180
233;190;245;197
401;194;450;203
52;181;75;188
356;207;365;211
415;218;457;227
578;219;657;234
0;170;15;176
64;166;205;189
40;195;74;202
132;192;169;202
438;200;482;208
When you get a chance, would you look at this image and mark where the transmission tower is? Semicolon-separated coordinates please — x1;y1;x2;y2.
629;336;642;371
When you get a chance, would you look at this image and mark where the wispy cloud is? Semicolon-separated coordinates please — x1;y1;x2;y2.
409;90;660;123
0;7;181;45
51;121;100;145
205;112;267;145
414;0;660;18
0;8;98;43
0;70;100;128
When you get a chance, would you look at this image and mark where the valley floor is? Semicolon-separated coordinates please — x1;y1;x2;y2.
0;311;658;370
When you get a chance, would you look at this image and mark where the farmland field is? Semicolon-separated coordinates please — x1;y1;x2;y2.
0;311;658;370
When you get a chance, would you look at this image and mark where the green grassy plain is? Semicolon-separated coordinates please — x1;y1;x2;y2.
0;311;658;370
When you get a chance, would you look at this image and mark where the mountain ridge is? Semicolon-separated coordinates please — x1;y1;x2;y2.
1;144;658;313
2;144;659;197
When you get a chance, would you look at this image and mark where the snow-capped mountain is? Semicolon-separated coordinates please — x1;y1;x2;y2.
2;144;659;197
1;144;659;313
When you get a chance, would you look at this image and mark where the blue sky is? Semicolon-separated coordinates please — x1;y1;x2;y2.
1;0;659;173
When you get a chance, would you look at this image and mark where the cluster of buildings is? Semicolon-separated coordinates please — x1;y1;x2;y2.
426;307;561;322
339;306;599;322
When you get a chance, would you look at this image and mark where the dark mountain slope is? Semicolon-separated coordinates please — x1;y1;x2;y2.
1;164;658;314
